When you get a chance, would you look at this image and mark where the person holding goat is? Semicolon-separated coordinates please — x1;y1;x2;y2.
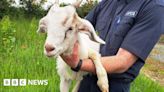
62;0;164;92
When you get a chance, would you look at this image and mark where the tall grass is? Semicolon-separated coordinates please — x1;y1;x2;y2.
0;16;163;92
131;74;164;92
0;17;59;92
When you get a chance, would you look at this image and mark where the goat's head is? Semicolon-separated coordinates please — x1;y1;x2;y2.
37;0;105;57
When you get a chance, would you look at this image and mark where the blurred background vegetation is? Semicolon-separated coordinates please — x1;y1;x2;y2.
0;0;98;19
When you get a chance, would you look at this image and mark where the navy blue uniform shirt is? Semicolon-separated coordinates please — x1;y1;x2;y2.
79;0;164;92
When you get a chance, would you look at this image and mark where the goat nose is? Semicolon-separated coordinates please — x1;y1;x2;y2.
45;44;55;52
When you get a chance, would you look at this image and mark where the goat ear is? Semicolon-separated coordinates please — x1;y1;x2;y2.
72;0;83;8
78;19;105;44
37;17;48;33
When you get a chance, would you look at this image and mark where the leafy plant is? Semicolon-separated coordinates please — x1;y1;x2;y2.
19;0;46;18
0;16;16;56
0;0;10;18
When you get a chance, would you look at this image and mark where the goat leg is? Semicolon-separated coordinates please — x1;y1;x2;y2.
60;77;71;92
88;49;109;92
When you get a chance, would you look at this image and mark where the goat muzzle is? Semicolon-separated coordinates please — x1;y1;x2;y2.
45;44;55;52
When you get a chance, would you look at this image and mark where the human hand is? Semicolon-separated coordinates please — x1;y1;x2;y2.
61;42;80;68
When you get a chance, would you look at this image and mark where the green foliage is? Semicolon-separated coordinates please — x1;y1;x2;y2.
20;0;46;18
0;16;16;56
0;16;59;92
0;0;99;19
0;0;10;18
0;0;98;19
7;7;25;18
0;0;46;19
159;35;164;43
77;1;98;18
30;17;38;30
131;74;164;92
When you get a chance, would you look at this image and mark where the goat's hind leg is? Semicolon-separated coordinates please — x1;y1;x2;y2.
88;49;109;92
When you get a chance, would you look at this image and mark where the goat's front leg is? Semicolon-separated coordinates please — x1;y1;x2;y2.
60;77;71;92
72;80;81;92
88;49;109;92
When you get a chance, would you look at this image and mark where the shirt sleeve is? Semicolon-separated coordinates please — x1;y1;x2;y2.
121;5;164;61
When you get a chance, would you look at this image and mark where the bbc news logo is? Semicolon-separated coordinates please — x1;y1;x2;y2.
3;79;48;86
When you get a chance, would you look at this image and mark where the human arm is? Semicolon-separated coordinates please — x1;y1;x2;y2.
80;48;137;74
61;45;137;74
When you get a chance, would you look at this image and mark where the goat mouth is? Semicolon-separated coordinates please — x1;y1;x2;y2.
45;51;61;58
46;54;54;57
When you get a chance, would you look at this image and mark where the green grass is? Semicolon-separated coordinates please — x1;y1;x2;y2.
0;17;60;92
0;17;164;92
131;74;164;92
159;35;164;43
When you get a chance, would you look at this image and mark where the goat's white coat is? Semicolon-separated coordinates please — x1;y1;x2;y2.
37;2;109;92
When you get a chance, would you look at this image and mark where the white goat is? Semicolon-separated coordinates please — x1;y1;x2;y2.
37;0;109;92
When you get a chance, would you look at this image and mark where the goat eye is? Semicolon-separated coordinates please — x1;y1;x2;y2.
68;27;72;30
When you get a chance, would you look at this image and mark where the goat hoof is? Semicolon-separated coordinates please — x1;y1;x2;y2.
97;81;109;92
102;85;109;92
101;85;109;92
